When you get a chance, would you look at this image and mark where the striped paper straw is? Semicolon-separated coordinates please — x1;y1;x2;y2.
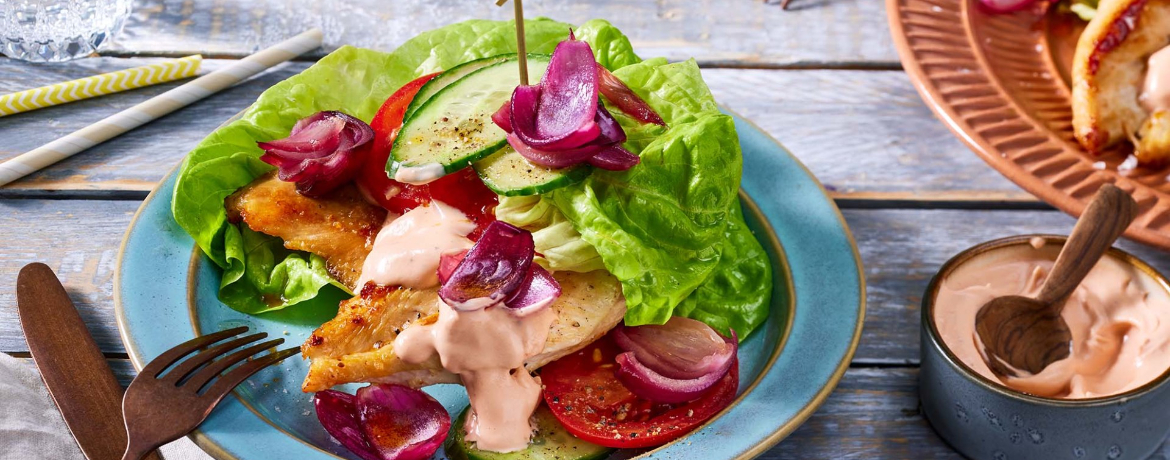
0;55;203;117
0;28;323;187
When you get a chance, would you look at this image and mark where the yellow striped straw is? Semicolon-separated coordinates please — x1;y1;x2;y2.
0;29;323;187
0;55;203;117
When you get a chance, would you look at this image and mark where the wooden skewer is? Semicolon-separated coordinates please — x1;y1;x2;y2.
497;0;529;85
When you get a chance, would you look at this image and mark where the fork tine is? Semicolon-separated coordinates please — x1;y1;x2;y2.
158;332;268;384
183;338;285;391
139;326;249;378
201;347;300;403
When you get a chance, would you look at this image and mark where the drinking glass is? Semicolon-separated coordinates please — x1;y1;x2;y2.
0;0;132;62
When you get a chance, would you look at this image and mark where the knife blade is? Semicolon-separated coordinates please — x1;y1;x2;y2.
17;263;160;460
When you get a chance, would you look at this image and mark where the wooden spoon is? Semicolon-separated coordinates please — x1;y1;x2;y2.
975;184;1137;377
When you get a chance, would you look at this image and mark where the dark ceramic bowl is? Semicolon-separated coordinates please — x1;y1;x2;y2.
920;235;1170;460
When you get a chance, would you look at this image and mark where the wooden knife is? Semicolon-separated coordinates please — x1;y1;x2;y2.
17;263;160;460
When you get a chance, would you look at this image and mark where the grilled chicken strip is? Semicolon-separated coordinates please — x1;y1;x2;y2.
223;173;628;393
225;173;386;289
301;269;625;392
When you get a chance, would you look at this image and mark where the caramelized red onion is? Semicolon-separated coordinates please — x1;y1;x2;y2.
356;384;451;460
314;390;380;460
505;264;562;316
437;221;560;314
506;133;600;169
493;32;646;171
586;145;640;171
439;221;534;310
258;111;375;197
314;385;449;460
613;317;737;403
510;40;600;150
598;66;665;126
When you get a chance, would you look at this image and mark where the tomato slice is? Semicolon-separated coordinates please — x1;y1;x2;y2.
357;73;498;239
540;332;739;449
357;73;439;212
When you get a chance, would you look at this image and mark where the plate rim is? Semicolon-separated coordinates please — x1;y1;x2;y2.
114;108;865;460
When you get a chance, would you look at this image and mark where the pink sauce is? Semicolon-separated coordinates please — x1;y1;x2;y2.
356;201;476;289
392;302;556;452
934;242;1170;399
1141;45;1170;112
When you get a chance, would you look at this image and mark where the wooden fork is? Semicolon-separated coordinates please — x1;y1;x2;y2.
120;327;299;460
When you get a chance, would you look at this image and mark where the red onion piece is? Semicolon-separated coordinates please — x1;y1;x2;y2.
976;0;1036;13
258;111;375;197
439;221;534;310
598;66;665;127
615;349;736;404
508;85;600;152
614;320;738;404
314;390;380;460
505;264;561;316
489;34;640;172
437;249;468;285
511;37;601;150
594;104;627;145
506;105;626;169
263;114;346;155
492;102;513;134
613;317;736;380
586;145;640;171
507;133;602;169
356;384;450;460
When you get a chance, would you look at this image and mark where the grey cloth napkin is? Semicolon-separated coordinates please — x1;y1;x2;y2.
0;352;212;460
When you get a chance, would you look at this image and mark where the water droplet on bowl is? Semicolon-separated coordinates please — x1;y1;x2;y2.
1011;414;1023;427
982;407;1003;431
1027;428;1044;444
1009;432;1021;444
993;451;1007;460
955;403;969;423
1073;447;1086;458
1108;445;1123;459
1111;411;1125;423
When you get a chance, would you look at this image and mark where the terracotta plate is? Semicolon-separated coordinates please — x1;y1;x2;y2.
888;0;1170;249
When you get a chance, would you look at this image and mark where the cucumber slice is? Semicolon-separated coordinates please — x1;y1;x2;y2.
446;405;613;460
389;56;552;184
403;54;514;121
474;146;591;196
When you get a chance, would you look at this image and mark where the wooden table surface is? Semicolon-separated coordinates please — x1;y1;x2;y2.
3;0;1170;458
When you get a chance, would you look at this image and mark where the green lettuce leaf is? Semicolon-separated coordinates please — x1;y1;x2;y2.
674;203;773;338
496;195;606;273
573;19;642;70
551;113;743;327
547;57;772;338
545;59;741;324
173;19;594;313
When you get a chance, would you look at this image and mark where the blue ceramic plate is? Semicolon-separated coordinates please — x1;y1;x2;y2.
115;111;865;460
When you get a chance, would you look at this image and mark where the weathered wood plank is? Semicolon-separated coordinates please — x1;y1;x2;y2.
7;201;1168;363
0;57;1027;201
111;0;897;68
0;199;138;354
701;69;1029;201
0;356;963;458
8;358;1170;458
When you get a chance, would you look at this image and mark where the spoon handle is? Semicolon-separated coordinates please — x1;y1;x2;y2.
1037;184;1138;306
